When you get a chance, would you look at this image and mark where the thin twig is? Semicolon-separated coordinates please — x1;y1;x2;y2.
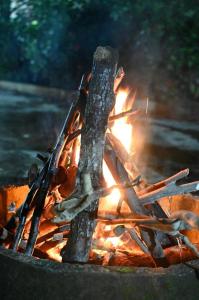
109;109;140;123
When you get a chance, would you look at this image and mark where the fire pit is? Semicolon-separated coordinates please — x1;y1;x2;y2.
0;246;199;300
1;46;199;299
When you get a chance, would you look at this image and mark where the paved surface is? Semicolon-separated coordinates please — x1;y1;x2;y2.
0;89;199;185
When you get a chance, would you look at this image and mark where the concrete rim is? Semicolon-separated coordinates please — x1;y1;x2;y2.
0;246;198;276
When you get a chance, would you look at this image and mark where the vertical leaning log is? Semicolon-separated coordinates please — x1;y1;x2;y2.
62;46;118;263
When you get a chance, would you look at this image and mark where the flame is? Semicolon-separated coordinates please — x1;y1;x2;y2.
111;89;133;152
95;88;134;252
102;161;120;210
101;88;133;207
46;241;67;262
74;134;81;166
105;236;122;248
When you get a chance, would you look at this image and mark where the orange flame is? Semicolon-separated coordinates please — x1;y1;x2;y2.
111;89;133;152
96;88;134;252
100;89;133;208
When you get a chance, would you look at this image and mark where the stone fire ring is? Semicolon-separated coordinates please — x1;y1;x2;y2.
0;247;199;300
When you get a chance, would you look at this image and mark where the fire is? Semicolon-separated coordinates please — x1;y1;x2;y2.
101;88;133;209
74;134;81;166
111;89;133;152
45;88;135;260
71;88;133;256
95;88;134;252
102;161;120;209
46;241;66;262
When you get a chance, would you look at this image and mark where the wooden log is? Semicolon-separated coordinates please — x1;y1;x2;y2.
140;180;199;205
106;132;170;242
104;141;168;266
61;46;118;263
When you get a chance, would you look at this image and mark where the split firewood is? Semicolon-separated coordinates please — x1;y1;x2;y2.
106;132;172;239
104;144;167;264
106;131;171;247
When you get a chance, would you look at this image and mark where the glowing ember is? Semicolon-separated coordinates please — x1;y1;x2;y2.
46;241;67;262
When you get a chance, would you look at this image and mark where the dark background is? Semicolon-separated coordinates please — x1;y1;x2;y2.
0;0;199;184
1;1;199;96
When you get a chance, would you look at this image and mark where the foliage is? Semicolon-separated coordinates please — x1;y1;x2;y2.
0;0;198;96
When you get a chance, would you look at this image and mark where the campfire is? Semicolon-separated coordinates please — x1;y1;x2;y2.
1;46;199;268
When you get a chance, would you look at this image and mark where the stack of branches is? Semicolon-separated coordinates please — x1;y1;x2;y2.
1;46;199;267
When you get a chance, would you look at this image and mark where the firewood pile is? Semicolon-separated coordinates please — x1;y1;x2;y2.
1;46;199;268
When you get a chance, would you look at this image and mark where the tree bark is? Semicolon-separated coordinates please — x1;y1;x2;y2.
62;46;118;263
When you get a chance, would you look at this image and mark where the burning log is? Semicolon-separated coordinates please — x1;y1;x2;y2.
103;144;167;265
61;46;119;263
105;132;170;251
